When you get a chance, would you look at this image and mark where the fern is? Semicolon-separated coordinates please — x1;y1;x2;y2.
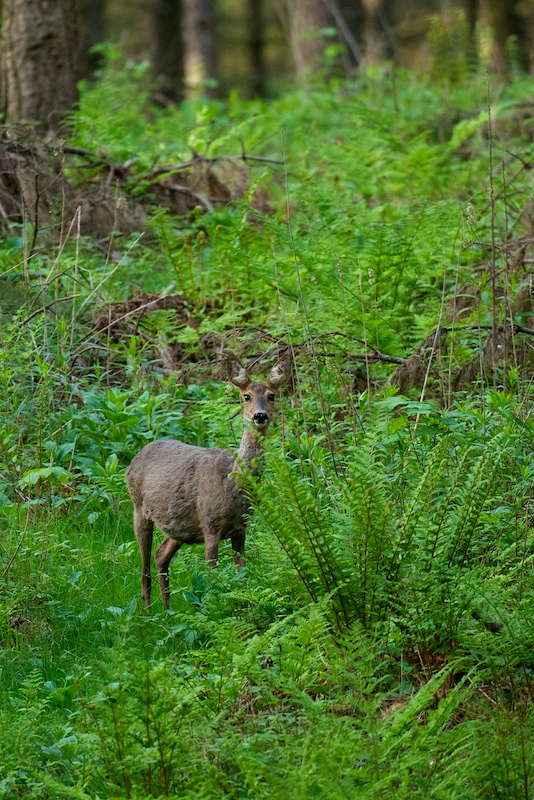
249;405;528;659
247;455;360;630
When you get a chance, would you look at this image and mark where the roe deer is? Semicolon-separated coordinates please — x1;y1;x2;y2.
126;353;290;608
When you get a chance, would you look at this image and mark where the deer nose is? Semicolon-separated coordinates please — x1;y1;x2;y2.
253;411;269;425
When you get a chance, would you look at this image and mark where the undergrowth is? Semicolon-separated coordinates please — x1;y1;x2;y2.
2;62;534;798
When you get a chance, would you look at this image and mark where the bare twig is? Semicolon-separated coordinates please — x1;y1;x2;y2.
20;293;81;325
2;501;31;580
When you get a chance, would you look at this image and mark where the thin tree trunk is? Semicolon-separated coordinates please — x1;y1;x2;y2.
248;0;266;96
148;0;184;103
183;0;218;99
477;0;513;79
0;0;83;129
461;0;478;34
361;0;391;65
288;0;332;80
78;0;105;82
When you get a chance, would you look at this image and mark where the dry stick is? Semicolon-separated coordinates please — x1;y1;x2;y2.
78;281;176;337
280;129;339;477
486;73;498;388
358;267;372;397
168;183;214;212
414;286;446;429
22;205;29;288
70;206;82;353
418;248;449;412
73;233;145;322
0;255;37;279
444;322;534;336
31;266;97;313
517;338;534;421
143;153;284;179
270;240;308;481
447;215;465;408
321;0;362;66
44;207;81;283
315;348;404;364
2;500;31;580
476;300;487;440
0;198;9;222
270;330;408;363
27;168;62;262
502;161;519;390
20;294;81;325
470;162;525;231
336;259;358;437
29;171;41;259
53;145;283;176
330;276;447;388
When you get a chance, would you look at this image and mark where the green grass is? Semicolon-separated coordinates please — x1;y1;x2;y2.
2;395;534;798
3;60;534;797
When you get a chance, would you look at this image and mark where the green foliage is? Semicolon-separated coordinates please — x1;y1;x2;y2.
248;396;534;659
67;57;533;356
3;64;534;799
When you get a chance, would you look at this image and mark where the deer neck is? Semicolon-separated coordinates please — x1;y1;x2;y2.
235;426;265;474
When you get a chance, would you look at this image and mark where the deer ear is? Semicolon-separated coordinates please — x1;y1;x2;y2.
227;354;251;389
267;358;290;389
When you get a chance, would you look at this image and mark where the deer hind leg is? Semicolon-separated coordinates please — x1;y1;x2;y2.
231;532;246;570
155;537;182;609
133;508;154;607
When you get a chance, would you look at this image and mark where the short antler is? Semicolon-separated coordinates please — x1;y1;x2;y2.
227;353;250;389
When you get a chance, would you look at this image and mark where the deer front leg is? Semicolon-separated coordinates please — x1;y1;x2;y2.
231;532;246;570
155;537;182;609
133;508;154;607
204;534;220;568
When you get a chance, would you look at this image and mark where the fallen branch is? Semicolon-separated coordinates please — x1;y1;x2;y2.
21;293;81;325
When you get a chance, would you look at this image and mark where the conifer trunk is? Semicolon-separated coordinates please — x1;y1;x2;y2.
0;0;83;130
183;0;218;99
148;0;184;103
288;0;331;80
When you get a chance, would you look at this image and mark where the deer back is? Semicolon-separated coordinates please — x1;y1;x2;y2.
126;439;247;544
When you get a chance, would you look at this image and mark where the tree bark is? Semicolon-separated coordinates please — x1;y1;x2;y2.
0;0;84;130
183;0;218;99
148;0;184;103
78;0;105;82
461;0;478;35
361;0;392;65
248;0;266;96
288;0;332;80
477;0;515;79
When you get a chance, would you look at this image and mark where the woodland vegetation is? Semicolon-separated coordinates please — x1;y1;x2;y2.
3;0;534;119
3;3;534;799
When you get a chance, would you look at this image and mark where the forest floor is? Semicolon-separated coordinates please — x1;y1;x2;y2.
2;62;534;798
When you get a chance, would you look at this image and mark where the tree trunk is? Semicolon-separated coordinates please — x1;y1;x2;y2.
361;0;392;65
288;0;332;80
461;0;478;34
248;0;265;96
477;0;514;79
514;0;534;72
183;0;218;99
0;0;84;130
148;0;184;103
78;0;105;82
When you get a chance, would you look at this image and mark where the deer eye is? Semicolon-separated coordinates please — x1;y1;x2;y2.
267;394;275;402
243;394;251;402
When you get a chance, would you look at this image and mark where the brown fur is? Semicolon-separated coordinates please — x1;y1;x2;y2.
126;354;290;608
